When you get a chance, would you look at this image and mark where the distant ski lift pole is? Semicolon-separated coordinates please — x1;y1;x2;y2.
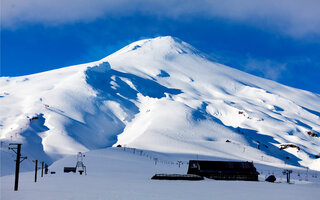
41;162;44;177
45;163;49;174
154;158;158;165
33;160;38;182
282;169;292;183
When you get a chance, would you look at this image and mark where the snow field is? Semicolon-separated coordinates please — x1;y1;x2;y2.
1;147;320;200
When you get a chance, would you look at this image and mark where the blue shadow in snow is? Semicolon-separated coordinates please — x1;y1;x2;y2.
273;106;284;112
112;70;182;98
192;102;208;121
295;120;312;130
82;63;182;148
131;45;141;51
191;102;302;167
21;114;52;165
302;106;320;118
86;65;182;103
85;67;139;115
157;70;170;78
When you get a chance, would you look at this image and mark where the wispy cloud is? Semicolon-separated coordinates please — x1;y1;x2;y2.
244;58;287;81
2;0;320;37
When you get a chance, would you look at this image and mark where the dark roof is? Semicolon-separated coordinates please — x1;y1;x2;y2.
187;160;259;181
151;174;203;181
190;160;256;170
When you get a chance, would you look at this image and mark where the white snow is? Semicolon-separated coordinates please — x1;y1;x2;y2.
1;147;320;200
1;36;320;181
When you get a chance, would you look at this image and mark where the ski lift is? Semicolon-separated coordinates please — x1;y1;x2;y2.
76;152;87;175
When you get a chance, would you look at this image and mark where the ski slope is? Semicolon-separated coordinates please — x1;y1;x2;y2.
1;36;320;177
1;147;320;200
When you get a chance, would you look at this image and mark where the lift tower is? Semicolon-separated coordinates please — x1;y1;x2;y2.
76;152;87;175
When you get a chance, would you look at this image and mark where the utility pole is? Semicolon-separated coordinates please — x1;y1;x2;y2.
41;162;44;177
33;160;38;182
8;143;27;191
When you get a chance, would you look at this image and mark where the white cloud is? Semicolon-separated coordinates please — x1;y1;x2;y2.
244;58;287;81
2;0;320;37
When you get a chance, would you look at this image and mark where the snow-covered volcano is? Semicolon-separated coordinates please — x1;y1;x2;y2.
1;36;320;175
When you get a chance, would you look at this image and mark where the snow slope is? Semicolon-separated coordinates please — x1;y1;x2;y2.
1;147;320;200
1;36;320;176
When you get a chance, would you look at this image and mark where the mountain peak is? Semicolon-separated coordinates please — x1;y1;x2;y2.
106;36;200;60
133;36;183;47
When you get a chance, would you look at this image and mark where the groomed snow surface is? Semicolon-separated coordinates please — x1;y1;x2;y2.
1;36;320;199
1;147;320;200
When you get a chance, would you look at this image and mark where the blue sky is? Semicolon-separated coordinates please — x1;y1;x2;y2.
1;0;320;93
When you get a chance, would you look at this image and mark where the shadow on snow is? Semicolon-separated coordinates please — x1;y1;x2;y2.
191;102;302;167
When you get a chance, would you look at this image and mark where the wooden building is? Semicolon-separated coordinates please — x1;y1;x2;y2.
187;160;259;181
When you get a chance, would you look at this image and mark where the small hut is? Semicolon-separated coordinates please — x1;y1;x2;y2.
187;160;259;181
